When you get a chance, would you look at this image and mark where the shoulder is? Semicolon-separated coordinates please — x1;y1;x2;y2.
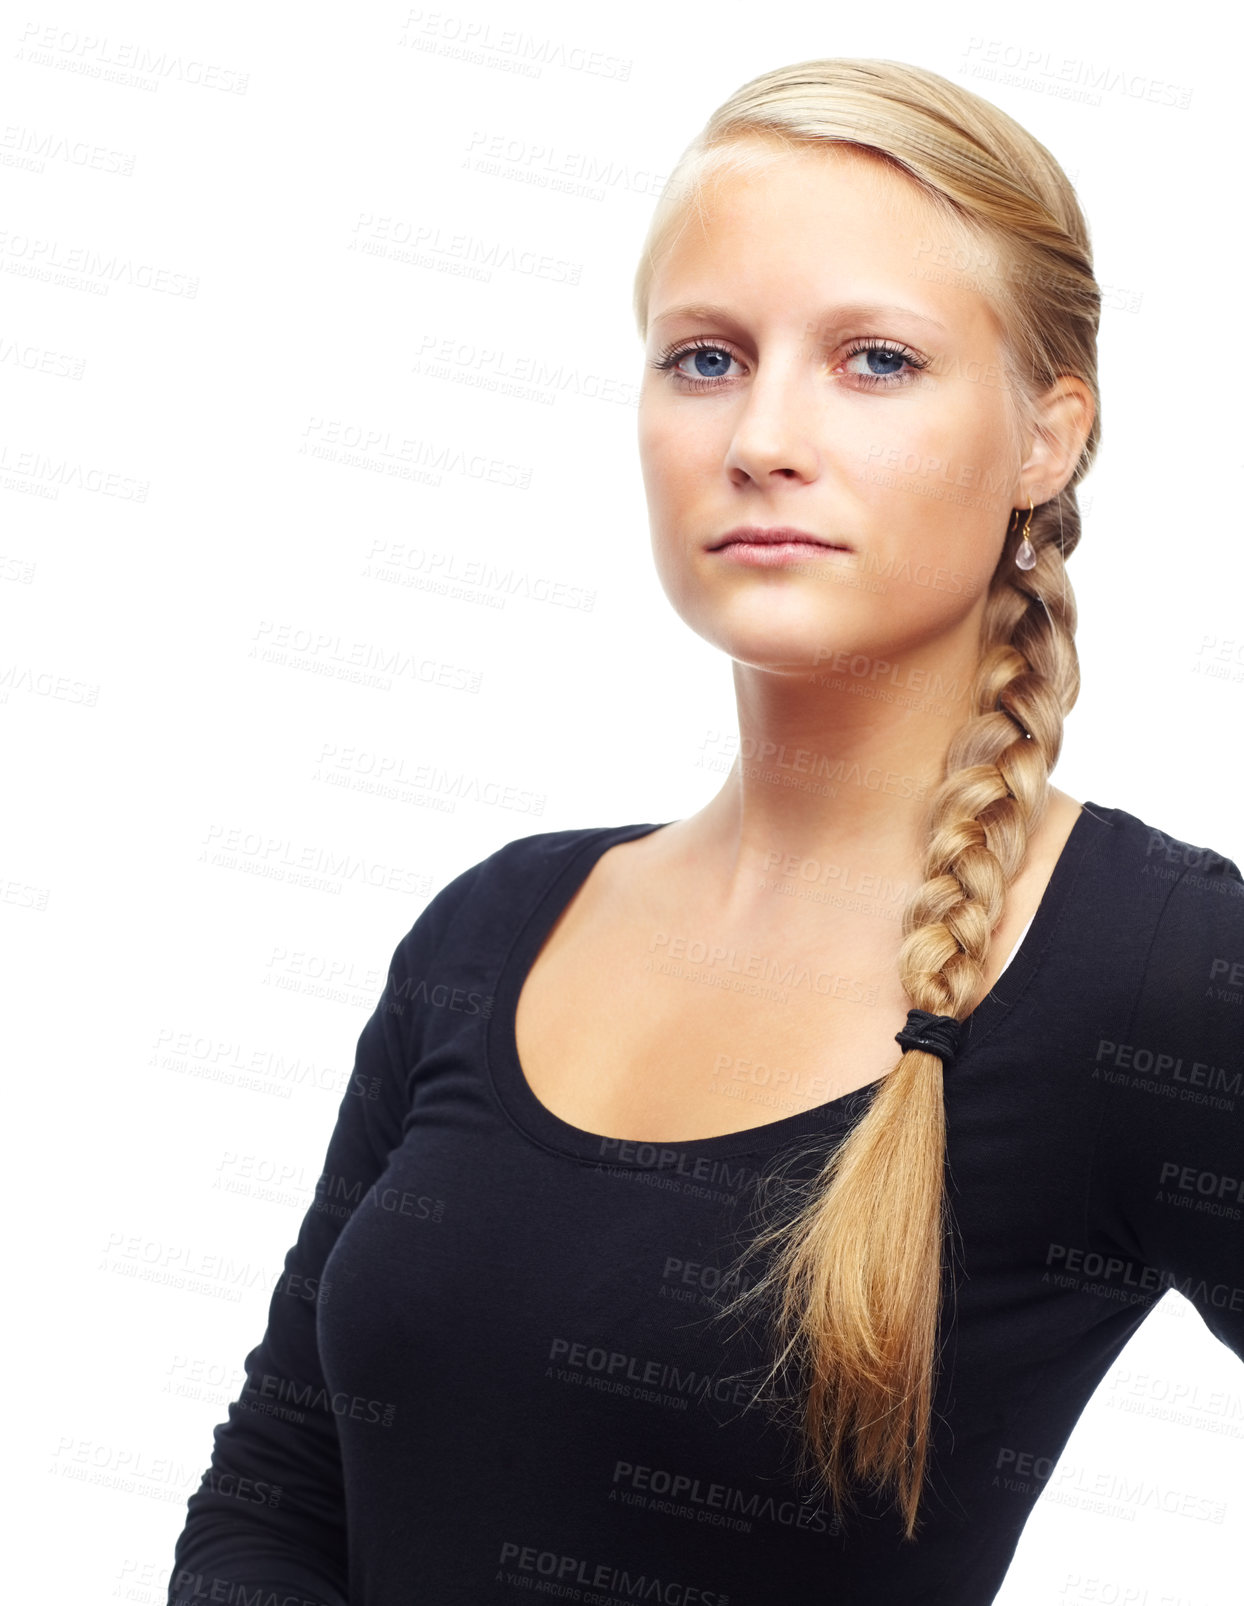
1071;798;1243;911
1077;799;1244;1044
1083;808;1244;1352
390;820;667;965
449;819;667;906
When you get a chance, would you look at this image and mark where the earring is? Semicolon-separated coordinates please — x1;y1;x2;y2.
1014;494;1037;571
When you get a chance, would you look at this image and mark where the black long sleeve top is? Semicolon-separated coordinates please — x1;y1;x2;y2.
166;800;1244;1605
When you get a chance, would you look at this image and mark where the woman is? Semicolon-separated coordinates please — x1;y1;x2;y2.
167;58;1243;1605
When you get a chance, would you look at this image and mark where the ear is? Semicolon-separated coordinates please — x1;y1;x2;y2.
1017;376;1095;504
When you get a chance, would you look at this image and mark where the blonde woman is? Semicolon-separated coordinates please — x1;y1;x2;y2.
168;59;1243;1605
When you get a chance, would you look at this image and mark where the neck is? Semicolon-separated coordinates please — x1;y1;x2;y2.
687;636;987;927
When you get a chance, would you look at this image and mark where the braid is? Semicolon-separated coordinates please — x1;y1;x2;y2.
637;52;1104;1555
910;488;1081;1004
720;490;1083;1541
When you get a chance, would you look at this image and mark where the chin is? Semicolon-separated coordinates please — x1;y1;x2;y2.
709;628;856;678
702;592;878;653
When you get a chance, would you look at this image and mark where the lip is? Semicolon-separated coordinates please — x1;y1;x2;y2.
706;526;854;554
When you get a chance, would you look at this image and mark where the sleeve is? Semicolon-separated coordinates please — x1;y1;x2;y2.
1087;843;1244;1360
166;862;483;1606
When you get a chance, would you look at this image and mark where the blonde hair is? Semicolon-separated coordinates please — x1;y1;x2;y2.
632;59;1101;1540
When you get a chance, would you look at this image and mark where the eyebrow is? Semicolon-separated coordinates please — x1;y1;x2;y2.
649;301;949;335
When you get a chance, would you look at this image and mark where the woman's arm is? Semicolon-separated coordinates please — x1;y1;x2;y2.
1087;841;1244;1359
166;863;483;1605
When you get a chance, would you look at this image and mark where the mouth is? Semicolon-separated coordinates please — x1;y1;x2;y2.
706;526;855;554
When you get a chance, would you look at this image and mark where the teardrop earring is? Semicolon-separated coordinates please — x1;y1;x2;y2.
1014;493;1037;571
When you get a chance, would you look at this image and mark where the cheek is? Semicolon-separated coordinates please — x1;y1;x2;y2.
874;410;1011;543
636;407;679;511
865;403;995;491
639;421;704;526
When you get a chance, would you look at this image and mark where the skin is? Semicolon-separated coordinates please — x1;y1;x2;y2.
634;140;1096;938
514;140;1098;1141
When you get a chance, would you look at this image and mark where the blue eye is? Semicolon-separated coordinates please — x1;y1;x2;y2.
826;340;927;389
849;346;908;378
685;347;734;379
649;340;742;387
649;336;926;392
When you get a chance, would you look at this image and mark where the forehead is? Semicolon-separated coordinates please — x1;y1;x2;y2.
648;144;1008;344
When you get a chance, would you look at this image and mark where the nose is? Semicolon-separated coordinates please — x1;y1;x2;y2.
724;355;820;486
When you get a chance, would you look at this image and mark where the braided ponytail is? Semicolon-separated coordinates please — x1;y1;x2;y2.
632;60;1101;1538
725;489;1084;1539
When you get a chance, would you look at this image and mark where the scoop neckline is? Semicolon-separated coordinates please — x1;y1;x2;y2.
485;804;1110;1164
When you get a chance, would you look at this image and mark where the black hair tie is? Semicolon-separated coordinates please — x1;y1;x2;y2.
895;1009;962;1065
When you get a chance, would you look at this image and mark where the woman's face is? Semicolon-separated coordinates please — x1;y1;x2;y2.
637;144;1031;678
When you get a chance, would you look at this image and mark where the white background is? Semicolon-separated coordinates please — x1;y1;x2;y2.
3;2;1241;1601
